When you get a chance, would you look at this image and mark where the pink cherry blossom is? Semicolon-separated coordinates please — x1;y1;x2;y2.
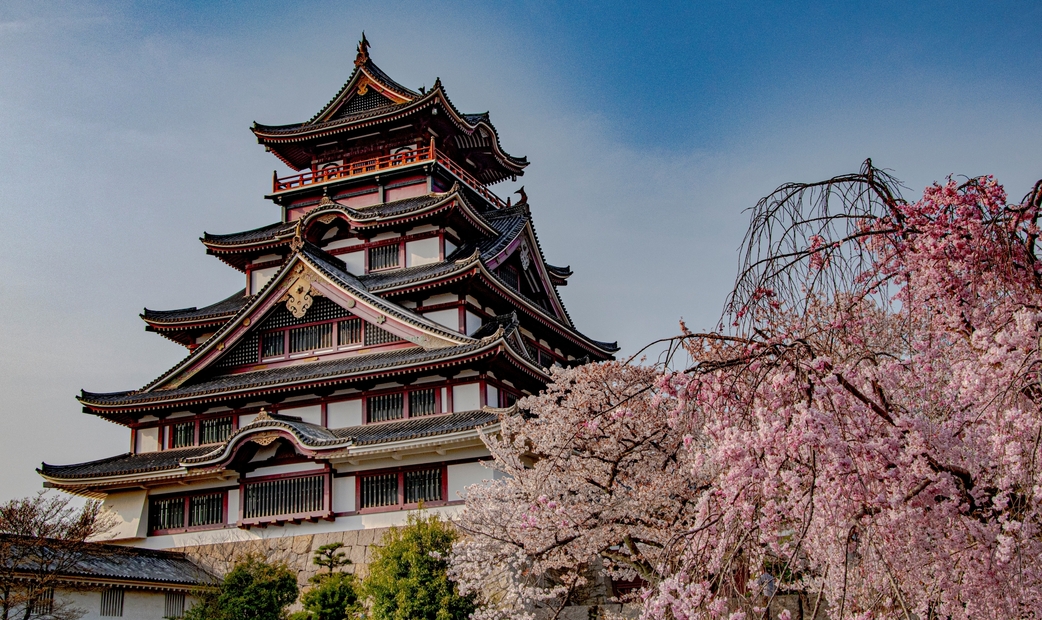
451;166;1042;620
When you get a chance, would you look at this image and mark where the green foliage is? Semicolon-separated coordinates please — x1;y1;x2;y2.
289;572;362;620
313;542;350;574
288;543;361;620
360;512;475;620
185;554;299;620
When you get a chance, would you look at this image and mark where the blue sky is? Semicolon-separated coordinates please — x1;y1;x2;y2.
2;0;1040;499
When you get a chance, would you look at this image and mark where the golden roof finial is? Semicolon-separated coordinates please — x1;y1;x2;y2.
354;32;370;67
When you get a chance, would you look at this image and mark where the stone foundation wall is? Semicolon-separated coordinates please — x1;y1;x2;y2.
174;528;393;589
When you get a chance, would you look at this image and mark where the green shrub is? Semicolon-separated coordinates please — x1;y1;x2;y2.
289;543;362;620
361;512;475;620
185;554;299;620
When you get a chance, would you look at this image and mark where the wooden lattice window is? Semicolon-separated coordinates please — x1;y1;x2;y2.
360;473;398;509
261;331;285;358
289;322;334;353
365;325;401;346
409;389;437;417
368;393;403;423
242;474;326;521
359;467;445;511
368;243;400;271
149;492;224;534
171;422;195;448
338;318;362;345
200;417;233;444
165;593;186;619
100;589;124;617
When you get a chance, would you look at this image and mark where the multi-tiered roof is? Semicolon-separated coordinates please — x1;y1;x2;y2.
39;38;616;511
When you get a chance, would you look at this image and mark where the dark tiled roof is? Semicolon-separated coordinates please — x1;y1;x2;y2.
546;263;573;278
46;411;501;478
79;338;496;407
340;409;498;445
301;243;476;343
202;221;296;246
39;446;212;480
0;534;212;586
142;289;252;324
356;259;470;290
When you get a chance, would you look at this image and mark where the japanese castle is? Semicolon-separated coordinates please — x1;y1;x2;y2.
38;35;616;583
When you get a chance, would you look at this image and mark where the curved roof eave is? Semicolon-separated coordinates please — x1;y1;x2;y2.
253;88;527;174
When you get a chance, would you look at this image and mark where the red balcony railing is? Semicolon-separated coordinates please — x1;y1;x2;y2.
272;141;507;209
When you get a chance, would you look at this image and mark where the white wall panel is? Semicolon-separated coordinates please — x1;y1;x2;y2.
448;462;491;500
327;399;362;428
452;383;481;412
279;404;322;425
135;427;159;453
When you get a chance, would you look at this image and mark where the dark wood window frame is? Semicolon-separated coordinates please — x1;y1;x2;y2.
325;230;452;275
238;469;333;527
155;414;238;451
364;386;442;424
148;489;229;536
259;317;402;362
356;464;448;514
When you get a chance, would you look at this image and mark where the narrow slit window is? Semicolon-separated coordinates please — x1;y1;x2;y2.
242;475;325;520
100;589;124;617
289;322;334;353
188;493;224;527
261;331;285;358
200;417;233;444
409;389;437;417
404;469;442;504
165;593;186;619
150;497;185;531
338;318;362;345
360;473;398;508
368;393;403;423
171;422;195;448
368;244;400;271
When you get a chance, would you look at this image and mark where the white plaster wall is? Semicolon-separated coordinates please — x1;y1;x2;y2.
327;399;362;428
424;308;459;331
448;462;493;500
405;237;440;267
244;462;326;478
323;237;363;251
452;383;481;412
249;266;279;295
444;238;458;256
101;490;147;541
341;250;364;275
238;412;258;426
135;505;470;550
227;488;240;524
486;384;499;408
279;404;322;425
465;310;482;336
423;293;458;306
333;475;355;513
61;589;172;620
135;428;159;453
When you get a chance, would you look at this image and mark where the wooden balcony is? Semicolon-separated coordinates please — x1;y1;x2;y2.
272;142;508;209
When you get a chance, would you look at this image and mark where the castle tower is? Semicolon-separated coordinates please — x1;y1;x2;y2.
39;37;617;557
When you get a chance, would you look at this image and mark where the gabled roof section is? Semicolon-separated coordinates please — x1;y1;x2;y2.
84;243;478;399
0;534;213;588
307;35;419;126
251;37;527;181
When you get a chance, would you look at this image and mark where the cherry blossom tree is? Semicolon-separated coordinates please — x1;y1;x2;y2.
451;162;1042;620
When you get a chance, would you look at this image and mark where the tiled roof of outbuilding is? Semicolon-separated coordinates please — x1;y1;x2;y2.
0;534;213;587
